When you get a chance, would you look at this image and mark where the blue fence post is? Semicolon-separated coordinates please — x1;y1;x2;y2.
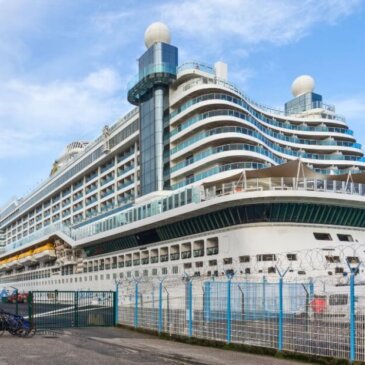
276;267;289;352
134;282;139;328
309;279;314;300
227;277;232;344
278;276;283;351
158;280;163;334
188;279;193;337
350;271;356;363
205;281;211;322
346;261;361;363
262;276;267;315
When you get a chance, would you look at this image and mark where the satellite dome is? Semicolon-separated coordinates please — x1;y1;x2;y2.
144;22;171;48
291;75;315;97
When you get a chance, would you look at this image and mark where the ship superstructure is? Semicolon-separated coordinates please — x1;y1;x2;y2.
1;22;365;291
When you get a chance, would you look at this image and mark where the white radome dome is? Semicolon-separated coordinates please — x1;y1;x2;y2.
144;22;171;48
291;75;315;97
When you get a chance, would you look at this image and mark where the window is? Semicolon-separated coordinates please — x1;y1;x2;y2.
325;255;340;263
119;272;124;278
143;270;148;277
257;254;276;262
195;261;203;268
209;260;217;266
152;268;157;276
134;271;139;277
314;232;332;241
184;263;192;269
346;256;359;264
298;270;306;275
162;267;168;275
287;254;297;261
245;268;251;274
268;267;276;274
127;271;131;278
223;257;232;265
329;294;348;306
172;266;179;274
335;267;344;274
338;234;353;242
239;256;250;263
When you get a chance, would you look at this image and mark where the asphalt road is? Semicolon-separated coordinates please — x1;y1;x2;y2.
0;326;317;365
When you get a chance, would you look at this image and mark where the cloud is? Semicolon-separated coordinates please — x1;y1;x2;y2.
161;0;361;46
0;68;129;159
333;96;365;121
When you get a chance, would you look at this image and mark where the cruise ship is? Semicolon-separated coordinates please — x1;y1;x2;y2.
1;22;365;292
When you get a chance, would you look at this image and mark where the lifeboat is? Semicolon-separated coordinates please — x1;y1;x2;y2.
7;255;19;268
18;249;36;265
33;243;56;262
0;258;9;271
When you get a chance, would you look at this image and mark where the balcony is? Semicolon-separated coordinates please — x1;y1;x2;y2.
160;255;168;262
207;247;219;256
133;259;140;266
118;262;124;268
125;260;132;267
193;249;204;258
170;253;180;261
181;251;191;259
141;258;149;265
150;257;158;264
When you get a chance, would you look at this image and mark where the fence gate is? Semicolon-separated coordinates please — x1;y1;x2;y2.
28;291;116;329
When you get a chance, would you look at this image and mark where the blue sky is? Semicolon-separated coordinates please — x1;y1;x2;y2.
0;0;364;208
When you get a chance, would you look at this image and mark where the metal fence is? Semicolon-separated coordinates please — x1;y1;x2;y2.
29;291;116;329
117;271;365;363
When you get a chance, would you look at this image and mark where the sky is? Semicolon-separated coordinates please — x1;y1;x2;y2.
0;0;364;208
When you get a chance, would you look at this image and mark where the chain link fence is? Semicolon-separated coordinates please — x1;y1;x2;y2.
116;266;365;362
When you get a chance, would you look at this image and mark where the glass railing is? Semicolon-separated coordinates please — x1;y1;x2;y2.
170;127;364;164
203;177;365;200
128;62;177;91
176;64;346;122
170;93;351;135
170;108;361;150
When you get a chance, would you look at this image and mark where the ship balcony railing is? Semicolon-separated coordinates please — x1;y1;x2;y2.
86;172;98;183
125;260;132;267
133;259;140;266
94;266;98;272
88;267;93;272
117;150;134;164
170;253;180;261
99;265;104;271
150;257;158;264
73;181;83;190
112;263;117;269
160;255;169;262
85;186;97;195
100;190;114;199
100;163;115;174
117;181;134;190
100;176;114;186
86;197;97;206
141;258;149;265
117;165;134;177
181;251;192;259
118;262;124;268
73;205;83;212
193;249;204;258
207;247;219;255
73;193;83;201
105;264;110;270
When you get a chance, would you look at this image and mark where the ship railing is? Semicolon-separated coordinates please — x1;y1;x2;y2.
203;177;365;200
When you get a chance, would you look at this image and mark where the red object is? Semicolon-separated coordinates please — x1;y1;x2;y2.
7;292;28;304
311;297;327;313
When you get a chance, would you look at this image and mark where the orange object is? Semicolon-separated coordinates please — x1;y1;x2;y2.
311;297;327;313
